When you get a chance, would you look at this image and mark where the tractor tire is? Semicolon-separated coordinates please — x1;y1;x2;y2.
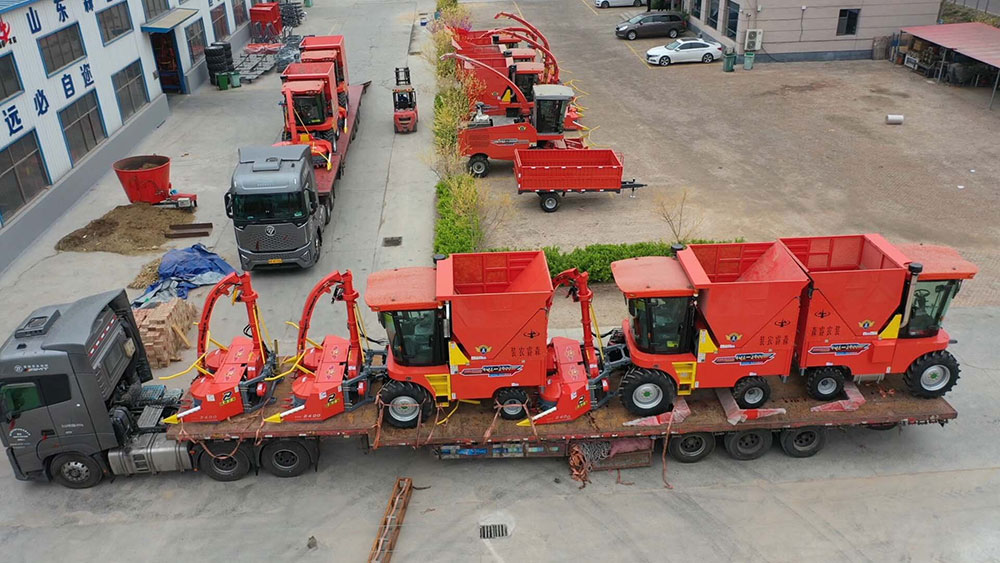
50;453;104;489
626;31;637;41
198;446;252;482
539;192;560;213
658;56;671;67
260;440;312;477
318;128;338;153
668;29;679;39
805;366;845;401
379;380;433;429
667;432;715;463
495;387;529;420
619;366;675;416
779;427;826;458
702;53;715;63
723;429;772;461
468;155;490;177
732;376;771;409
904;350;960;398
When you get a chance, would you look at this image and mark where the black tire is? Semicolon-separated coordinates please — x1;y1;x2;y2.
539;192;560;213
379;380;433;429
619;366;675;416
495;387;529;420
468;155;490;177
633;0;642;5
806;366;845;401
318;128;338;153
198;446;252;482
658;56;671;67
904;350;960;398
260;440;311;477
779;427;826;458
600;1;609;6
866;422;899;431
667;432;715;463
732;376;771;409
50;453;104;489
626;31;637;41
323;196;333;225
723;429;773;461
668;29;679;38
702;53;714;63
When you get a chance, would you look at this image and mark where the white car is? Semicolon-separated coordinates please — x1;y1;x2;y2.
596;0;644;7
645;38;724;66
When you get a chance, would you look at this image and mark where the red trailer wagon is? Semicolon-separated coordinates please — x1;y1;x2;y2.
514;149;645;212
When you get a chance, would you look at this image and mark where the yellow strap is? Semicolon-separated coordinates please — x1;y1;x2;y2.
590;303;605;365
285;320;323;350
159;352;209;380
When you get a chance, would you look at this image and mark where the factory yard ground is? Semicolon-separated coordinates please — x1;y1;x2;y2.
0;0;998;561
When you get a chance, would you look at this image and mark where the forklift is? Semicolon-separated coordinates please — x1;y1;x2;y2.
392;67;418;133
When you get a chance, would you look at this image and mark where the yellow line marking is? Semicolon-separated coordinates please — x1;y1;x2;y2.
513;0;524;19
577;0;600;16
625;42;652;68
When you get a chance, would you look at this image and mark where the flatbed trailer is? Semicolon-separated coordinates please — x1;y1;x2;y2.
314;82;367;206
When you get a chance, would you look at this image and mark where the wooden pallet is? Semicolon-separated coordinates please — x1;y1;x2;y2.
369;478;414;563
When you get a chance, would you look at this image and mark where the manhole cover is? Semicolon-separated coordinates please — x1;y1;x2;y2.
382;236;402;247
480;524;508;539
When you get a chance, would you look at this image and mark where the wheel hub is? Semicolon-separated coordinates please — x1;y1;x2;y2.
389;396;420;422
633;383;663;409
502;399;524;416
737;433;761;452
679;435;706;456
273;449;299;470
62;461;90;483
816;377;838;396
743;387;764;406
792;431;817;448
212;456;238;474
920;365;951;391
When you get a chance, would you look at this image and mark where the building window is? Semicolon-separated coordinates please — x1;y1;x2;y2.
185;19;207;62
97;2;134;44
58;91;106;165
707;0;720;28
837;9;860;36
0;54;22;102
112;60;148;122
690;0;701;19
143;0;170;21
232;0;248;27
38;24;86;76
211;4;230;40
725;0;739;39
0;132;49;225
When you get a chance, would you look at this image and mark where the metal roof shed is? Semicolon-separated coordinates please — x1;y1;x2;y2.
902;22;1000;109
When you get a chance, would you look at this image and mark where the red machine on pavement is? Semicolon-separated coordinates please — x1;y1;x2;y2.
113;155;197;209
514;149;645;212
249;2;282;42
164;273;278;424
299;35;351;115
280;62;344;152
392;67;418;133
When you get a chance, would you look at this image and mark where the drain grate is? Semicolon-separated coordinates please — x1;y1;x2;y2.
382;236;402;247
480;524;509;539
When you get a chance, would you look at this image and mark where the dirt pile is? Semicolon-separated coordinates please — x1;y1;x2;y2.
56;204;194;255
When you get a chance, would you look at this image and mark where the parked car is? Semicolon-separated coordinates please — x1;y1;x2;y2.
614;11;686;40
645;38;724;65
596;0;644;7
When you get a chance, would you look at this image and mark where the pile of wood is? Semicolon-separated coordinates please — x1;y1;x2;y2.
132;299;199;368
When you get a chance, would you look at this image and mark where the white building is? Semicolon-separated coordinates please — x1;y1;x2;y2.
0;0;253;268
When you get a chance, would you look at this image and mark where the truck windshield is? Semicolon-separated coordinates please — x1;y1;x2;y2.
380;310;446;367
629;297;692;355
904;279;960;338
292;94;326;126
232;192;307;223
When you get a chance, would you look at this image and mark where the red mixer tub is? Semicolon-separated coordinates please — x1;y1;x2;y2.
113;155;197;209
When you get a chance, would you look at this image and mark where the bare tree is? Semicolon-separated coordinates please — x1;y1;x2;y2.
655;189;704;243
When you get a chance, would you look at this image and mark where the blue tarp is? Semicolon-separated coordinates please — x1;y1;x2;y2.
133;244;235;308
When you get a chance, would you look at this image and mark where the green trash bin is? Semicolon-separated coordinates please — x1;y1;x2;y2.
217;72;230;90
303;0;312;6
229;71;241;88
723;53;736;72
743;52;755;70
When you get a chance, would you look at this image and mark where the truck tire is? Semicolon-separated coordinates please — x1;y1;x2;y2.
620;366;675;416
379;380;434;428
732;376;771;409
323;197;333;225
904;350;960;398
539;192;560;213
468;155;490;178
779;427;826;458
667;432;715;463
50;453;104;489
806;366;845;401
198;446;252;482
260;440;311;477
723;429;772;461
495;387;529;420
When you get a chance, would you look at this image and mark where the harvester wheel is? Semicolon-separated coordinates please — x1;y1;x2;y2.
904;350;960;398
495;387;529;420
620;366;675;416
539;192;560;213
779;427;826;458
723;429;772;461
667;432;715;463
732;376;771;409
198;446;252;482
50;453;104;489
805;366;845;401
261;440;311;477
469;155;490;177
380;380;433;428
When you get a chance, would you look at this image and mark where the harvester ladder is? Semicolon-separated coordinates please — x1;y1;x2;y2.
426;373;452;402
673;361;697;395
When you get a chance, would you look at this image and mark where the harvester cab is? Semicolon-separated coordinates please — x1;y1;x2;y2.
531;84;574;136
509;62;543;104
280;62;344;151
298;35;350;109
164;272;277;424
392;67;418;134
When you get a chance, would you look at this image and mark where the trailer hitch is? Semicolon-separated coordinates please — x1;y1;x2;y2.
621;180;647;199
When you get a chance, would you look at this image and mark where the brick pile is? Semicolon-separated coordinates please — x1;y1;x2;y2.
132;299;199;368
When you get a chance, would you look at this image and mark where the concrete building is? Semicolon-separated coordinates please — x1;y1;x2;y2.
0;0;251;268
683;0;940;60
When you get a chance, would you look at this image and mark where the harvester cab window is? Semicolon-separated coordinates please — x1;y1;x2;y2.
534;97;567;135
904;279;960;338
513;72;536;101
293;94;327;125
629;297;693;355
380;310;446;367
232;192;307;223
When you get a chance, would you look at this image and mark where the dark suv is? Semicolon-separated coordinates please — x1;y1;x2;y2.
615;11;687;40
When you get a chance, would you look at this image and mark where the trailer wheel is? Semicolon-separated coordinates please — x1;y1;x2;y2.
261;440;311;477
620;366;675;416
323;197;333;225
379;380;433;428
50;453;104;489
539;192;560;213
904;350;960;398
806;367;845;401
723;429;772;461
667;432;715;463
732;376;771;409
866;422;899;431
779;427;826;458
494;387;529;420
468;155;490;177
198;447;252;482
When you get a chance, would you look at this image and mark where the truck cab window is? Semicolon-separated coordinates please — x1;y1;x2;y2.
629;297;692;354
232;192;307;223
904;280;959;338
0;383;43;417
382;310;446;367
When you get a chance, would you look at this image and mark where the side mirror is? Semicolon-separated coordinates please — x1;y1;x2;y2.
224;193;234;218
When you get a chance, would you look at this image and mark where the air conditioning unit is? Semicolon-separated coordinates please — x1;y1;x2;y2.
744;29;764;51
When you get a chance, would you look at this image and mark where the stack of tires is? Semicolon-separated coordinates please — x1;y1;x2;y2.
206;42;234;86
280;1;305;27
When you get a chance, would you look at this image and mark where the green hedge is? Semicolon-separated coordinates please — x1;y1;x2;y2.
434;176;481;255
533;239;743;282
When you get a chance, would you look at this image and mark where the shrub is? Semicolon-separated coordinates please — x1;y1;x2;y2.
434;175;482;254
